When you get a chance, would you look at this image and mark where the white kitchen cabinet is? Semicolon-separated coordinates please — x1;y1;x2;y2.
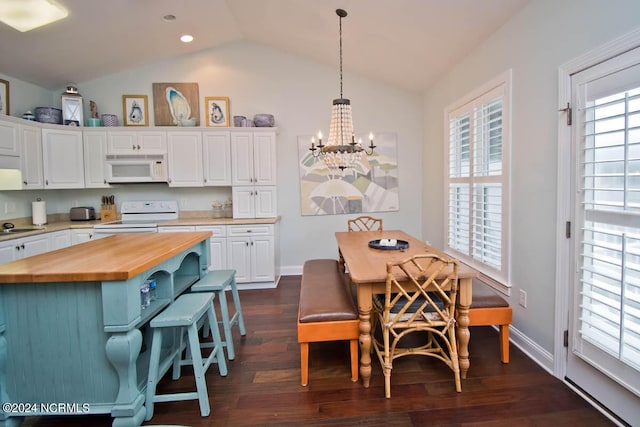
202;131;231;186
0;242;15;264
19;123;44;189
0;233;50;264
227;224;275;285
231;131;277;218
42;128;85;189
49;230;71;250
83;130;111;188
0;117;42;190
70;228;98;245
0;118;20;157
231;131;276;186
167;131;203;187
195;225;227;271
107;129;166;154
232;186;277;219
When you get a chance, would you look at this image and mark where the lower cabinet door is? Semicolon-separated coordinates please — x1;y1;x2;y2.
251;235;275;282
227;237;251;283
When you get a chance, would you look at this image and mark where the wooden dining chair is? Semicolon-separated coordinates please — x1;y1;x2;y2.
372;253;461;398
347;215;383;232
340;216;384;273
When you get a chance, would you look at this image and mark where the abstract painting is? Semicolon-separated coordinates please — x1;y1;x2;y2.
298;132;399;215
152;82;199;126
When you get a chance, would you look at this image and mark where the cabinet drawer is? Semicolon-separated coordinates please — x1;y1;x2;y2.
195;225;226;237
227;224;273;236
158;226;196;232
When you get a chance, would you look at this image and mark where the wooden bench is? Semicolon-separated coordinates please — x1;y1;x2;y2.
297;259;360;386
468;280;513;363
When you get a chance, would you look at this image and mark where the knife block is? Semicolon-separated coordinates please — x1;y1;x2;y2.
100;205;116;222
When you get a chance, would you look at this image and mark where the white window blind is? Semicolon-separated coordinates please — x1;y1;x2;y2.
446;76;510;284
579;86;640;371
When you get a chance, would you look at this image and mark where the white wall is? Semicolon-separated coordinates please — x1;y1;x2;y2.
0;72;53;117
1;41;424;272
422;0;640;355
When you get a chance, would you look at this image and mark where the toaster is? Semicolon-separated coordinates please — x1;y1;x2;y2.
70;207;96;221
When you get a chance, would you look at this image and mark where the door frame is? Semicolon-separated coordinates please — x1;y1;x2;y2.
555;25;640;411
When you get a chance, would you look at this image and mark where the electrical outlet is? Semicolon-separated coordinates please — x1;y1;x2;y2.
4;202;16;214
180;199;188;209
519;289;527;308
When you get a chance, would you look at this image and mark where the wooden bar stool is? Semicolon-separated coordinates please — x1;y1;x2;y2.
145;292;227;420
191;269;246;360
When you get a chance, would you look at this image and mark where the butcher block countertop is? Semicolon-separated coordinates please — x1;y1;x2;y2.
0;231;211;283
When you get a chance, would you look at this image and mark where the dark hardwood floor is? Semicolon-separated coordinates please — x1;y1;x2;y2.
23;275;614;427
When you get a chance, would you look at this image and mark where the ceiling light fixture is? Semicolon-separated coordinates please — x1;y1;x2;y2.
0;0;68;32
180;34;194;43
309;8;375;171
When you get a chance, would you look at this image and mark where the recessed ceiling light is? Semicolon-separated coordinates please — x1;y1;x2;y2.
0;0;68;32
180;34;194;43
162;14;176;22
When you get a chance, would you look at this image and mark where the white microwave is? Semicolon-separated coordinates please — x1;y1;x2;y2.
105;154;168;183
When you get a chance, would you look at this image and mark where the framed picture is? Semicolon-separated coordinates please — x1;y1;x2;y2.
152;82;199;126
122;95;149;126
205;96;230;127
0;78;9;116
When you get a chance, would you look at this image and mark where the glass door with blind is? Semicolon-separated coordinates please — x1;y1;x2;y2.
568;46;640;424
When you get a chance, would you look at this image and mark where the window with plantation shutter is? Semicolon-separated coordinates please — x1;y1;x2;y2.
564;46;640;414
445;73;511;285
576;82;640;379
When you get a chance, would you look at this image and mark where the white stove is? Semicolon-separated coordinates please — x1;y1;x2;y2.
93;200;179;235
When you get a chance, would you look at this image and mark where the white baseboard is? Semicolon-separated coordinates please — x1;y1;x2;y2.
507;324;555;375
237;275;281;290
280;265;303;276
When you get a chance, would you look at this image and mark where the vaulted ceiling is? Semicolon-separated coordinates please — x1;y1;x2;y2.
0;0;529;92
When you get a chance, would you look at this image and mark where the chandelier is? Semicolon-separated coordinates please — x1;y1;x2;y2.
309;8;375;171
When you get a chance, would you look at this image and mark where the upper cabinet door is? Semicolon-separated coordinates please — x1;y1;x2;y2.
42;128;85;189
167;131;203;187
0;120;19;157
231;131;276;186
106;130;138;154
83;130;111;188
252;132;276;185
203;131;231;186
20;124;43;189
137;131;167;154
231;132;254;186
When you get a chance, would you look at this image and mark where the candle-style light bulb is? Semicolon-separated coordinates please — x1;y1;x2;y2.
369;132;374;142
311;136;315;149
318;131;323;140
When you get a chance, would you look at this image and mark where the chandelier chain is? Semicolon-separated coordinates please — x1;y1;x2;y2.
339;11;343;99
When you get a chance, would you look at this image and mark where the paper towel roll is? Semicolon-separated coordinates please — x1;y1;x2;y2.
32;200;47;226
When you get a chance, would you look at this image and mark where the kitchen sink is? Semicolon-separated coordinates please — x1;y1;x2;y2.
1;228;40;234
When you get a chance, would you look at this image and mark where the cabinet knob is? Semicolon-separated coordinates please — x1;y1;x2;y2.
20;244;25;250
137;145;141;150
23;181;27;185
15;245;20;251
132;144;136;150
45;179;49;185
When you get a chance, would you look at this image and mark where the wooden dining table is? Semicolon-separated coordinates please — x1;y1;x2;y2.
335;229;479;388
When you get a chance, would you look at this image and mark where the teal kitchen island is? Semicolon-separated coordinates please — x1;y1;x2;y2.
0;232;212;427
